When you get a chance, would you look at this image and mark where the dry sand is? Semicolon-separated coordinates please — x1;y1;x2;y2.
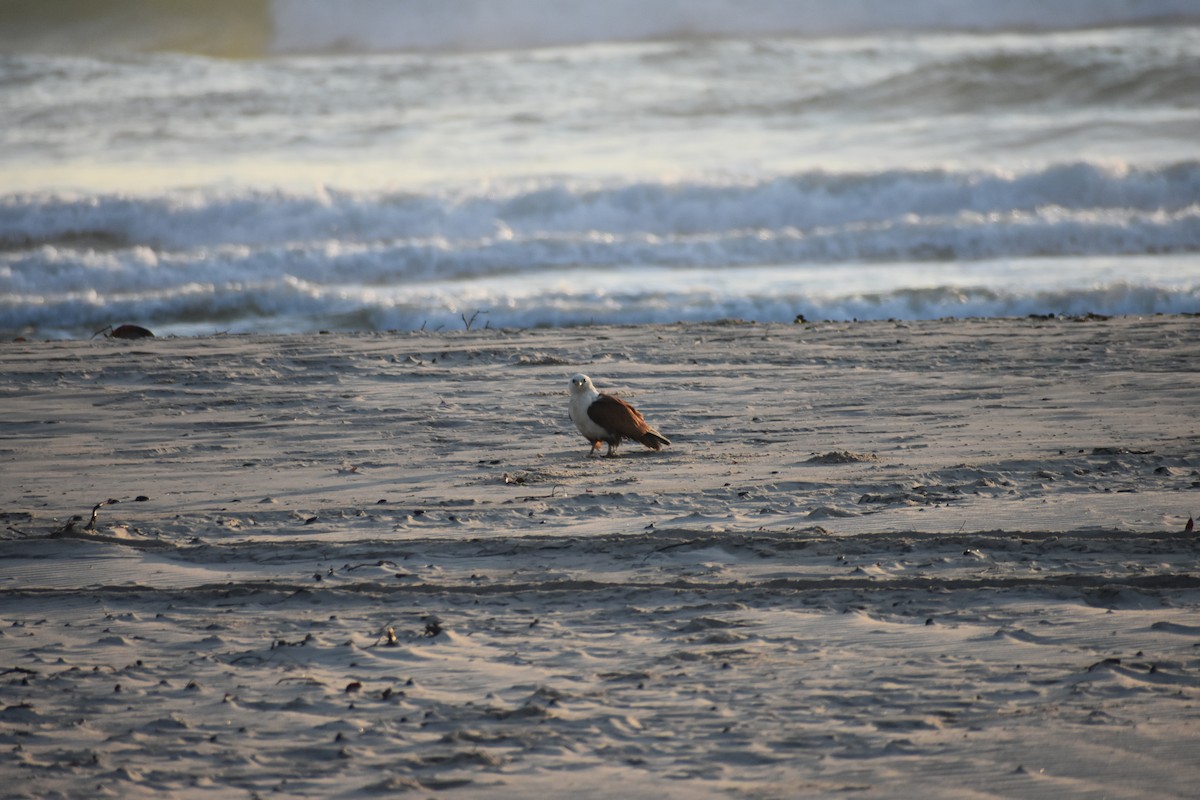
1;315;1198;799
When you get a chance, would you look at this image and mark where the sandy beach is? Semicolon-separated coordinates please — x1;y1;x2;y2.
1;315;1198;799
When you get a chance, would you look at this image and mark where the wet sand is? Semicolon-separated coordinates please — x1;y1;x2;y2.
2;316;1198;798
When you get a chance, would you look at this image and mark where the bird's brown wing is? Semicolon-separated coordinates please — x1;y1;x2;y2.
589;394;670;450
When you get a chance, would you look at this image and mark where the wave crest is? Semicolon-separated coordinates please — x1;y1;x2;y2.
4;161;1198;337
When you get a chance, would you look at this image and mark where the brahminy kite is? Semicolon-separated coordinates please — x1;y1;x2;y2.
568;373;670;457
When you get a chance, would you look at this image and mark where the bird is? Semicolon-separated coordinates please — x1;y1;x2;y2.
568;373;670;457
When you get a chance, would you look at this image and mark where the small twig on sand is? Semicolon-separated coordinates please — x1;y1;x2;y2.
85;499;120;531
461;309;488;331
48;518;81;538
642;540;693;563
516;485;565;502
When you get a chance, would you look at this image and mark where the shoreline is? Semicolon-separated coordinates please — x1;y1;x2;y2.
14;310;1200;345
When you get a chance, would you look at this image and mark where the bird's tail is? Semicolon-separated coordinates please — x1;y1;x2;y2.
638;429;671;450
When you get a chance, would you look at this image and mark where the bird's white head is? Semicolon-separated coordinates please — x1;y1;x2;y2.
569;373;595;396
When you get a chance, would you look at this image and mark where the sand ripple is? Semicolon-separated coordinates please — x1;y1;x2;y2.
2;317;1198;798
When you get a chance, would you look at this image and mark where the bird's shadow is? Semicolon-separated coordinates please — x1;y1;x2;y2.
595;448;675;461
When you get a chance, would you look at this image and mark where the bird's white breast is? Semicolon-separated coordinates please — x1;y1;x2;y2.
570;389;609;439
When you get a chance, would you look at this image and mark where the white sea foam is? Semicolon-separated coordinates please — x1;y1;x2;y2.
3;162;1198;336
5;162;1198;251
5;162;1199;337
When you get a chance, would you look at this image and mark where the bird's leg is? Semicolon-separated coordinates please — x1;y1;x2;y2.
605;441;619;457
588;440;602;458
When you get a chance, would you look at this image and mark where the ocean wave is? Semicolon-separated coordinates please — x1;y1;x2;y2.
815;47;1200;115
4;203;1199;299
4;270;1198;338
2;0;1198;56
6;38;1196;167
4;162;1198;254
4;162;1198;337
